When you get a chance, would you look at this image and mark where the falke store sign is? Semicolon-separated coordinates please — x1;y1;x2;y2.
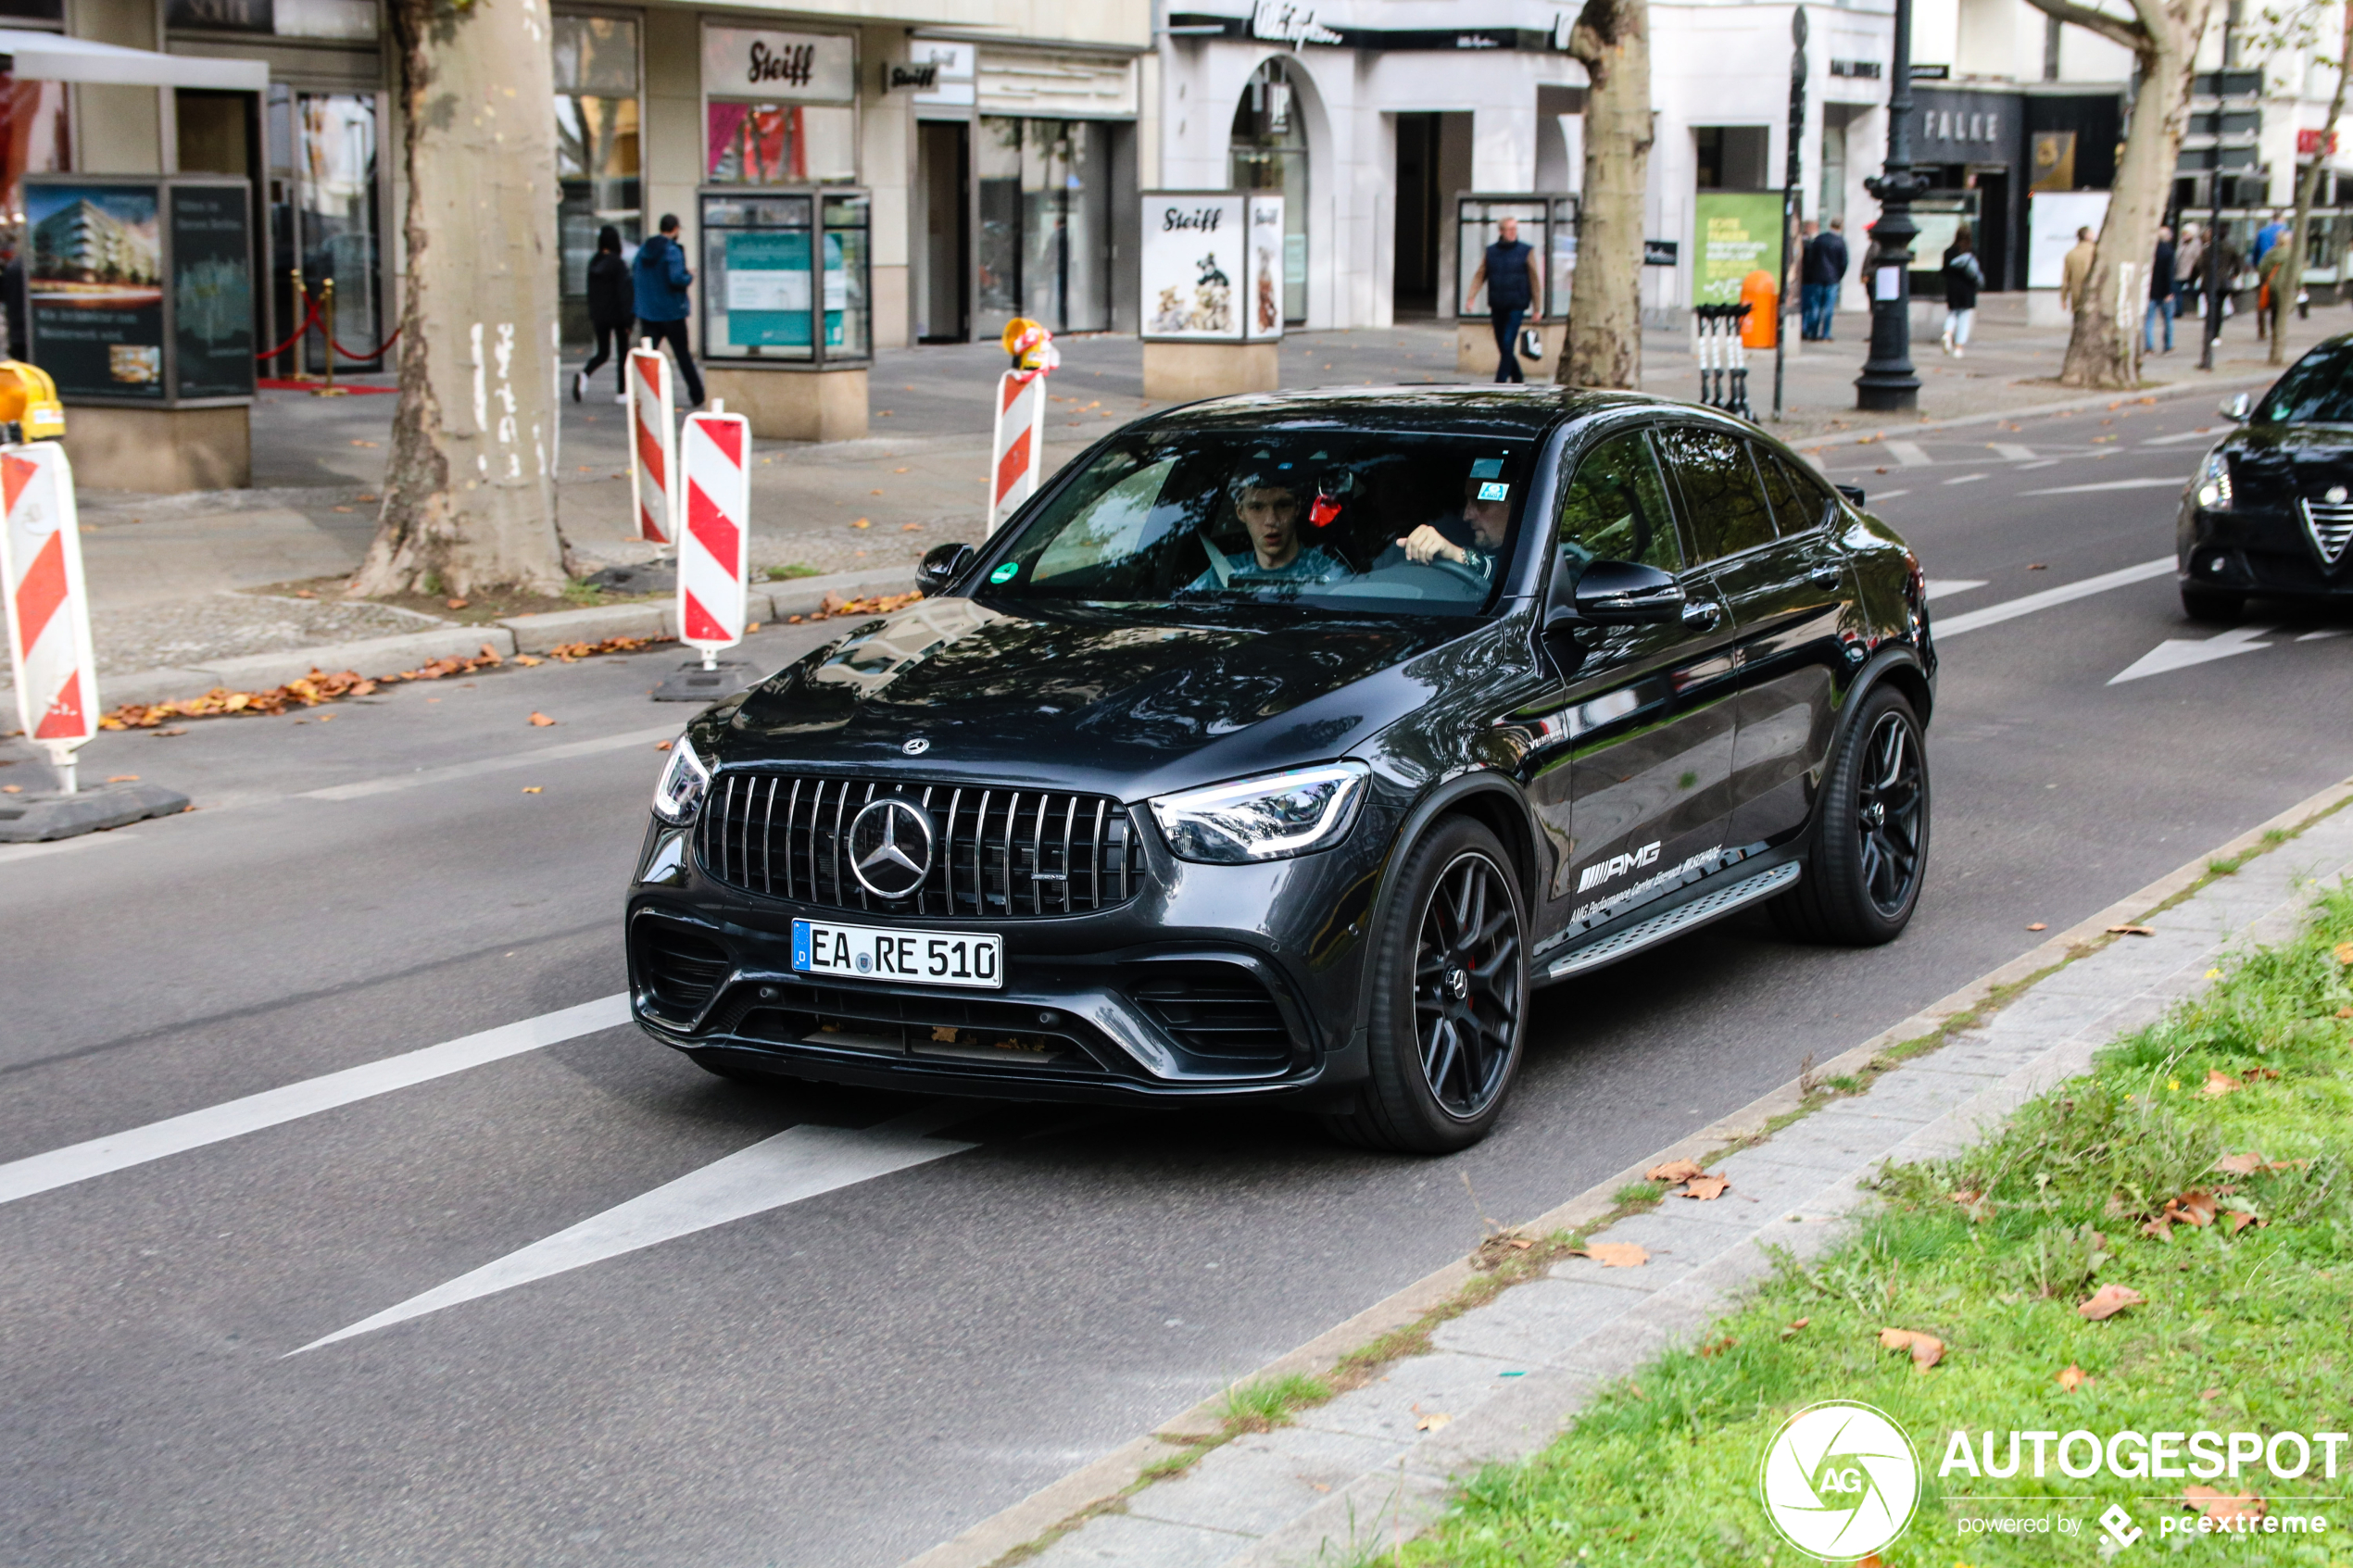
702;27;856;104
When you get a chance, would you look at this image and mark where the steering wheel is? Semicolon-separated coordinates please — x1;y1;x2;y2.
1423;555;1490;592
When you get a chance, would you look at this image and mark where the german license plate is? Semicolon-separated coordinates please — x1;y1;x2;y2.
790;918;1004;990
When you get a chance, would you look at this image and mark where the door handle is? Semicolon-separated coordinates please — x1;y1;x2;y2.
1680;600;1722;627
1809;564;1843;589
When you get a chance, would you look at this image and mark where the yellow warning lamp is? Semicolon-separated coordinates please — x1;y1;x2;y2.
0;359;65;443
1000;316;1052;371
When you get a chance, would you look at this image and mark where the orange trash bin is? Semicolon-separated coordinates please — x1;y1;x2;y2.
1740;269;1779;349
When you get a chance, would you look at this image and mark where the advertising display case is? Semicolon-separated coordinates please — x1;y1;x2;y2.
698;188;872;366
23;175;256;408
1139;190;1283;398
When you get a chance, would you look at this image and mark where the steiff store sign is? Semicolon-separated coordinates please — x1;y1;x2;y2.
702;27;856;103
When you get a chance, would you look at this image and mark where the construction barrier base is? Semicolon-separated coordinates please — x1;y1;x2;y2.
0;779;190;843
649;658;763;704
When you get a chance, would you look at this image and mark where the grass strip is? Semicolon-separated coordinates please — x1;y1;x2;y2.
1403;885;2353;1567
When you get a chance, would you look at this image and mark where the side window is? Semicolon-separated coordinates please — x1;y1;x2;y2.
1554;431;1683;585
1753;445;1827;538
1655;425;1777;562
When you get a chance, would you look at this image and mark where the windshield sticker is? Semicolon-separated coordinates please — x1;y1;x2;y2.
989;563;1019;583
1470;457;1505;479
1478;482;1510;502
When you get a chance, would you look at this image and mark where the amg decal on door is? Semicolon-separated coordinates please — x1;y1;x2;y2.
1576;841;1661;893
1571;845;1727;926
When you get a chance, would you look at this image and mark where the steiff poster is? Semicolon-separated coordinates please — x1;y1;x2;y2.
1140;193;1247;341
1244;194;1285;341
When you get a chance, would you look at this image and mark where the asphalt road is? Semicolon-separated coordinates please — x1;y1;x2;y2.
6;388;2351;1568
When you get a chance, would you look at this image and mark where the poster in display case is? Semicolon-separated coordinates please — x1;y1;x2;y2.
1141;191;1288;343
698;188;869;364
23;175;255;406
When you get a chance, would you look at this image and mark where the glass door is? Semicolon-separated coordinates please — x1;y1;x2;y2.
554;13;642;346
268;86;381;374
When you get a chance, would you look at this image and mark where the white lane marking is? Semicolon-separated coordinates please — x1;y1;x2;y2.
303;724;682;801
2297;629;2347;641
2018;458;2062;470
1933;557;2175;639
292;1106;976;1353
1882;440;1932;467
2109;625;2275;685
2141;426;2221;446
1989;444;2036;461
1944;472;1988;485
0;994;631;1208
1925;579;1988;600
2019;476;2186;496
0;834;130;868
1867;488;1910;501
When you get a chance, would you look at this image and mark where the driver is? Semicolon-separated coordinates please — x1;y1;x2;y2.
1188;469;1346;590
1386;476;1513;583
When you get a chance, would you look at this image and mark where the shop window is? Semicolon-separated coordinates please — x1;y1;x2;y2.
975;117;1110;338
0;74;69;240
555;13;641;345
265;85;381;374
1229;59;1306;324
705;105;855;186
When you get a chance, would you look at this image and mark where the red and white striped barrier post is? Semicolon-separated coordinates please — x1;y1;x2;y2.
628;342;675;546
1;442;96;794
678;402;749;671
988;317;1059;533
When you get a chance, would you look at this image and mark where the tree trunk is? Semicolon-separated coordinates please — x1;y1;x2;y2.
2023;0;2215;390
351;0;566;598
2271;6;2350;363
1557;0;1653;390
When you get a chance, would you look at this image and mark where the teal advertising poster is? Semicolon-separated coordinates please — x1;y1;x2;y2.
721;229;810;348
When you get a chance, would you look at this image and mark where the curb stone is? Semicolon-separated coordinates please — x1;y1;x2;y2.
900;771;2353;1568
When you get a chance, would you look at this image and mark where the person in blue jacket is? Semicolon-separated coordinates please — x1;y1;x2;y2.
632;213;704;407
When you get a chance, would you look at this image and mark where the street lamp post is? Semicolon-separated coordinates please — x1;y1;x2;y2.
1856;0;1931;411
1774;6;1807;422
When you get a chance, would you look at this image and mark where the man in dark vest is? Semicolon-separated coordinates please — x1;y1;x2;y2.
1466;216;1541;383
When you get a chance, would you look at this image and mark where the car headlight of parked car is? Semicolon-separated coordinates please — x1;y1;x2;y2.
1150;762;1371;864
651;736;711;824
2195;448;2233;510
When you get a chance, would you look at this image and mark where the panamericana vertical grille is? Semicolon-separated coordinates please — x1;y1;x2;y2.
696;773;1146;917
2300;496;2353;569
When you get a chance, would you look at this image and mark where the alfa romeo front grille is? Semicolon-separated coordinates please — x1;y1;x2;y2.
2300;497;2353;569
697;773;1145;918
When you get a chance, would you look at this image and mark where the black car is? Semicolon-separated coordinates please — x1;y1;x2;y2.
2180;333;2353;621
626;387;1935;1152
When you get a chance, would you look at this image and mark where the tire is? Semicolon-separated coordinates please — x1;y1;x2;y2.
1323;818;1528;1154
1771;684;1930;947
2181;583;2246;623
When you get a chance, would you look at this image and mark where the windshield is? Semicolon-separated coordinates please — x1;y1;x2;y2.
2260;340;2353;424
975;429;1538;617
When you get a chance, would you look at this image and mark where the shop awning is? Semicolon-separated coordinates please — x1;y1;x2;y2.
0;28;268;92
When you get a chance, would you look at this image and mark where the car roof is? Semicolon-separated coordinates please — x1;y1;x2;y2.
1139;383;1673;439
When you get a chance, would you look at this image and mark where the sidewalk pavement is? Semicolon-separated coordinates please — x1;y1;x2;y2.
905;782;2353;1568
6;295;2342;705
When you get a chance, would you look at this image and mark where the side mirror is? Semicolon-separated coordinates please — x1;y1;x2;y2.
2220;392;2252;424
917;542;977;597
1568;559;1687;625
1834;483;1867;507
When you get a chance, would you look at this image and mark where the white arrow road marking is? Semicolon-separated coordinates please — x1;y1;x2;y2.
1989;444;2035;461
291;1106;977;1354
1932;557;2175;638
2108;625;2276;684
2299;629;2347;641
1882;441;1932;467
2019;476;2186;496
1925;579;1987;599
0;995;632;1207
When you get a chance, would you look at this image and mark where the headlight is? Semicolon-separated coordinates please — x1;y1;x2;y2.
2195;448;2233;510
651;736;711;824
1149;762;1369;863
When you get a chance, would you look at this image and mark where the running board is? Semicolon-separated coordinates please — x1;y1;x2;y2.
1546;862;1801;980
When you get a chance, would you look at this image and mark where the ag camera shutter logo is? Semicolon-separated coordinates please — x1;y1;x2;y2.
1758;1400;1920;1559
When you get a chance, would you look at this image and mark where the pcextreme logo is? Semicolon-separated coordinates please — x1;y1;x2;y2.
1759;1400;1921;1560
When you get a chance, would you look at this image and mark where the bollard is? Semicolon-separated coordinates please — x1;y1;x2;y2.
627;342;675;546
988;317;1059;533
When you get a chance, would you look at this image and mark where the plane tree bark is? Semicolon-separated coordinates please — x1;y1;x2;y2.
2020;0;2218;389
351;0;567;598
1555;0;1653;390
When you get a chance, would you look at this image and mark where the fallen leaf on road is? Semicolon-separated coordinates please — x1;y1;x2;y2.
1878;1327;1944;1371
1571;1242;1649;1268
2171;1190;2219;1227
870;488;884;495
2079;1284;2145;1321
153;727;186;737
2222;1210;2261;1235
522;786;543;795
2027;922;2047;931
2215;1151;2267;1176
902;522;924;531
2028;562;2048;570
2183;1486;2267;1524
528;712;557;727
2202;1069;2240;1097
447;597;468;609
656;741;673;751
892;467;909;473
2108;924;2156;936
1779;1318;1809;1340
1;784;19;794
293;588;315;598
2057;1364;2088;1392
514;654;544;667
1680;1174;1730;1201
1415;1410;1452;1432
1646;1159;1705;1183
105;774;138;783
317;713;335;722
852;518;872;529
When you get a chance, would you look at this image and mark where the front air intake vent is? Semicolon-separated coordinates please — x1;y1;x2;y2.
632;920;731;1018
1130;966;1294;1068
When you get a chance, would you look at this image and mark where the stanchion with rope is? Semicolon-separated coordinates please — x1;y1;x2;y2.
988;318;1058;533
312;279;349;396
281;266;317;383
651;399;757;702
0;365;186;842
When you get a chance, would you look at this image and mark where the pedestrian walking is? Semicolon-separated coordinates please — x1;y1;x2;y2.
575;225;635;404
1801;216;1849;340
632;213;705;408
2145;224;2176;354
1940;225;1982;357
2175;222;2206;316
2255;212;2287;265
2257;231;2288;342
1466;216;1541;384
2059;226;2097;315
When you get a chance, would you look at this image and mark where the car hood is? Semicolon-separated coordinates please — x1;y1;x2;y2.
2225;421;2353;508
717;596;1463;795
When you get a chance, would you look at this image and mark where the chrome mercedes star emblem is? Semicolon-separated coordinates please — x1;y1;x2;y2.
2328;486;2347;505
847;797;935;898
902;737;930;756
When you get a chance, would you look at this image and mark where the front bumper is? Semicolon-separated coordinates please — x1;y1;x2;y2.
2179;502;2353;598
623;813;1385;1107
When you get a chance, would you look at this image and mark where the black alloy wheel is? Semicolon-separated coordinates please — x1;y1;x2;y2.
1327;817;1528;1153
1772;684;1930;946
